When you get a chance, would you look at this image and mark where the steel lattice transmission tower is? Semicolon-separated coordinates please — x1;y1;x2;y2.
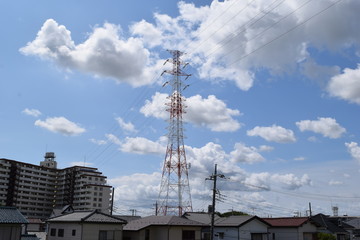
157;50;193;216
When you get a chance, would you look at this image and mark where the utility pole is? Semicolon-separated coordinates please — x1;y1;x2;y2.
206;164;226;240
157;50;193;216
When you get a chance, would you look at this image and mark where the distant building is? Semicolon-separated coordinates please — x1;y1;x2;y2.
0;153;112;219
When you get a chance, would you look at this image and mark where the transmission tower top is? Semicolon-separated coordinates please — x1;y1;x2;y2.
156;50;193;216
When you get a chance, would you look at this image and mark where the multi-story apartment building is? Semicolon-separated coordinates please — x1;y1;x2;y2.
0;152;112;219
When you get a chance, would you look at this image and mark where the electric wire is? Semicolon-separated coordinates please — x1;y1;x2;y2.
83;0;346;214
204;0;313;61
227;0;344;67
186;0;257;54
188;0;286;56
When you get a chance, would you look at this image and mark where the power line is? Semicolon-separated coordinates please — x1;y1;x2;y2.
227;0;344;67
205;0;313;61
200;0;288;59
187;0;257;54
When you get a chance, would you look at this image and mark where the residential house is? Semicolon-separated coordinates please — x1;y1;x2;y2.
311;214;353;240
123;215;205;240
212;215;270;240
46;209;127;240
346;218;360;239
263;217;318;240
50;205;74;218
0;206;28;240
183;212;221;239
26;218;46;240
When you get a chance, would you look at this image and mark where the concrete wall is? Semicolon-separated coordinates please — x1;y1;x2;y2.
268;222;317;240
0;225;22;240
124;226;202;240
214;219;269;240
47;222;123;240
82;223;123;240
47;222;82;240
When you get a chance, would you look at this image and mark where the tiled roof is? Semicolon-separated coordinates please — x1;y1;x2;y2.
47;210;127;224
214;215;259;227
124;215;205;231
262;217;309;227
311;214;350;234
21;234;40;240
0;206;28;224
183;212;220;224
27;218;43;224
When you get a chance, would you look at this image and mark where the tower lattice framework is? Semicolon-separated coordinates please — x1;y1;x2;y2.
157;50;193;216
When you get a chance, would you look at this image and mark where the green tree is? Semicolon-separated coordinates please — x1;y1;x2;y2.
218;211;249;217
317;232;336;240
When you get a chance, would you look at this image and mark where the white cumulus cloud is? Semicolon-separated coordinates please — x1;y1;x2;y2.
140;92;241;132
120;137;166;155
327;64;360;104
230;143;265;164
127;0;360;91
35;116;85;136
296;117;346;139
20;19;160;87
345;142;360;164
270;173;311;190
247;125;296;143
22;108;42;117
116;117;137;133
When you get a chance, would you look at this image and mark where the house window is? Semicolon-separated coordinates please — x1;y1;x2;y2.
58;229;64;237
215;232;225;239
50;228;56;236
99;230;114;240
72;229;76;236
182;230;195;240
251;233;263;240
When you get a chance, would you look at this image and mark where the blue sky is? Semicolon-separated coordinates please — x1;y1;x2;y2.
1;0;360;217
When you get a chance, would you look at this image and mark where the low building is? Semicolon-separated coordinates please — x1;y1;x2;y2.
123;215;205;240
0;206;29;240
46;210;127;240
213;215;270;240
263;217;318;240
311;214;353;240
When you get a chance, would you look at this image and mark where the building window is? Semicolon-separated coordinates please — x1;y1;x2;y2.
251;233;263;240
58;229;64;237
72;229;76;236
99;230;114;240
50;228;56;236
182;230;195;240
218;232;224;240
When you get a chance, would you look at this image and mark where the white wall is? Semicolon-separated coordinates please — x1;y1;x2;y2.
82;223;123;240
47;223;82;240
268;222;317;240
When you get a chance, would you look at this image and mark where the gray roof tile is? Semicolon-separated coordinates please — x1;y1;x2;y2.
124;215;205;231
47;210;126;224
0;206;28;224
